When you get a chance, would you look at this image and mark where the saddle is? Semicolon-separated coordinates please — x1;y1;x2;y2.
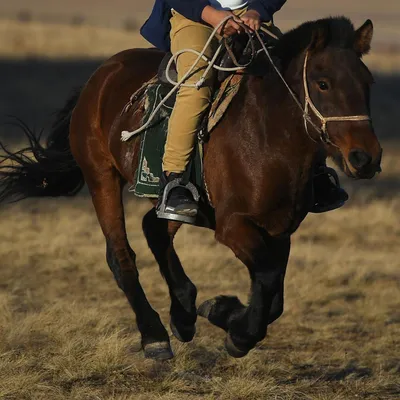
123;32;278;200
123;71;243;199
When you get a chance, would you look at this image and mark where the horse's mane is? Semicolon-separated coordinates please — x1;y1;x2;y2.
274;16;357;65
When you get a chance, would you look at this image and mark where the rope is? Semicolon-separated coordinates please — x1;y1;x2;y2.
253;30;322;142
121;16;252;142
121;17;371;146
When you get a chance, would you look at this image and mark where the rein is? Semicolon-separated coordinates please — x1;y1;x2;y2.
121;17;371;146
121;16;250;141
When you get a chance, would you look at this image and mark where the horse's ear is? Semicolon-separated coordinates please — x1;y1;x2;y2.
354;19;373;56
308;27;329;54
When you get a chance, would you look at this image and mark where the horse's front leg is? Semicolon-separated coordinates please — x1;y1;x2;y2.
198;213;290;357
143;208;197;343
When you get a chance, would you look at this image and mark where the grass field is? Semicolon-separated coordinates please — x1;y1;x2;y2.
0;5;399;399
0;19;399;73
0;154;398;399
0;0;399;44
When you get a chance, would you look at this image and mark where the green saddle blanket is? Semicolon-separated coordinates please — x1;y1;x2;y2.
129;84;203;198
129;74;243;198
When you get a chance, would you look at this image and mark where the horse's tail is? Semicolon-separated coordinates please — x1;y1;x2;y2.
0;90;85;203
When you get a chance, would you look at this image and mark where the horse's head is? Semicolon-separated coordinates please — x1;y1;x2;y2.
276;17;382;179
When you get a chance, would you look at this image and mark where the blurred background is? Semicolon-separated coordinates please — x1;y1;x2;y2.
0;2;398;399
0;0;399;142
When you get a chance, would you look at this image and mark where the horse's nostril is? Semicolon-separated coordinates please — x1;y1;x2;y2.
348;149;372;170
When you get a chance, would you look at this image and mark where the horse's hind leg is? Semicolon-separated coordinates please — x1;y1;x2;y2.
143;209;197;342
85;167;172;360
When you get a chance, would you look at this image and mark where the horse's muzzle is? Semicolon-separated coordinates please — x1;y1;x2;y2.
346;148;382;179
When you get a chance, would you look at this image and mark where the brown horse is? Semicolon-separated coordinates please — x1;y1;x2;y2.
0;17;382;360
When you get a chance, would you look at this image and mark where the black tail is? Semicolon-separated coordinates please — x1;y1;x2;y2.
0;90;85;203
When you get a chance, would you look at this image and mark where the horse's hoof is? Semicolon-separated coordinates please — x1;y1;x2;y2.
143;341;174;361
197;299;216;319
170;320;196;343
224;334;249;358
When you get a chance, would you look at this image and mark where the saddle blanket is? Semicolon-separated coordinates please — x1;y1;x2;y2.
128;74;243;198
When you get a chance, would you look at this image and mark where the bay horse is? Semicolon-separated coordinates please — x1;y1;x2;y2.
0;17;382;360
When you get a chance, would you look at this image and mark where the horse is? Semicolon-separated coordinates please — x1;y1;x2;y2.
0;16;382;361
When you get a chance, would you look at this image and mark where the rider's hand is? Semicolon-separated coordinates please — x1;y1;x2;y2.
240;10;261;32
201;6;245;37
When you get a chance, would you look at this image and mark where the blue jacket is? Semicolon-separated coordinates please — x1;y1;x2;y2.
140;0;286;52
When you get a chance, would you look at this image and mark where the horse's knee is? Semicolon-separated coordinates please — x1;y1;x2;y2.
106;240;138;291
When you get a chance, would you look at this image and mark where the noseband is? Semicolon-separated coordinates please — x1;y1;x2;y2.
301;52;371;145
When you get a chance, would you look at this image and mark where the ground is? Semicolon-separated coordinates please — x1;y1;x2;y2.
0;161;399;399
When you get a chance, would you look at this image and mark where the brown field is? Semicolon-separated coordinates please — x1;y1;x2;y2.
0;4;399;399
0;153;399;400
0;0;399;45
0;19;400;73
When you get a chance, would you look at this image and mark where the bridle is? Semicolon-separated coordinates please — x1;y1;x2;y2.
301;51;371;146
254;30;372;146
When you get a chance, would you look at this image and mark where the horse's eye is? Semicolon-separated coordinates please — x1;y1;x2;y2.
318;81;329;91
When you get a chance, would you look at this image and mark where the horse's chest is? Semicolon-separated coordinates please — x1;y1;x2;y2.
262;206;308;237
260;171;312;237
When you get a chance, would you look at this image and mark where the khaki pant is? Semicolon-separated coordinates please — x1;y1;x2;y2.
163;7;250;173
163;7;279;173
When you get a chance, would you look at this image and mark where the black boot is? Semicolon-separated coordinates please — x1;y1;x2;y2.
156;172;199;224
310;166;349;213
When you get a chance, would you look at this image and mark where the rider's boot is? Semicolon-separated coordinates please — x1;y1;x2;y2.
310;164;349;213
156;172;199;224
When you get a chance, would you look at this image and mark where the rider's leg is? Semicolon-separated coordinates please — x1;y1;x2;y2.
310;163;349;213
159;10;217;220
309;150;348;213
163;12;216;172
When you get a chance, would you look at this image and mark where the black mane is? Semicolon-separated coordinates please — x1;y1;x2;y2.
274;16;356;63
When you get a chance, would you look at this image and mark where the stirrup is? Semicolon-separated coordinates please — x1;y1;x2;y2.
310;166;348;214
156;178;200;224
315;166;341;185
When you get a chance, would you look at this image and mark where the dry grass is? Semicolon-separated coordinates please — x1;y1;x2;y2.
0;19;149;59
0;19;400;73
0;146;399;399
1;0;399;44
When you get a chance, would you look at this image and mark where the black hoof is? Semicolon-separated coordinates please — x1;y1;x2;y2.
143;341;174;361
224;334;249;358
197;299;216;319
170;320;196;343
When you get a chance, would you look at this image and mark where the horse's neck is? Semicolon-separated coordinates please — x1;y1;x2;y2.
243;74;320;164
241;74;321;218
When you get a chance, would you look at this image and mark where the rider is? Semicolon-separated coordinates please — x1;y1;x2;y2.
140;0;349;222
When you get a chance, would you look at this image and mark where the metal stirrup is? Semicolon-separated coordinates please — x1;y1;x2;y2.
156;178;200;224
